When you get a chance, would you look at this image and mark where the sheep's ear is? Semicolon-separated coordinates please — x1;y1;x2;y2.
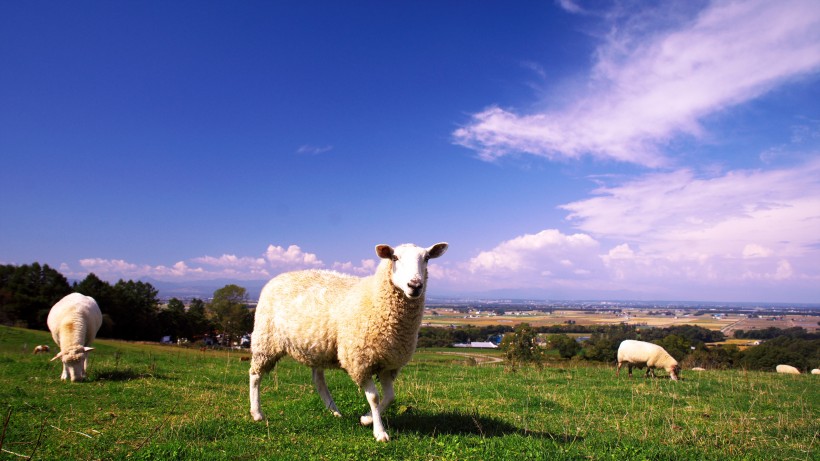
375;244;394;259
51;351;63;362
83;347;95;353
427;242;448;259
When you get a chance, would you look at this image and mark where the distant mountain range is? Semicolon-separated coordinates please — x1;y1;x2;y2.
137;278;820;309
140;278;268;300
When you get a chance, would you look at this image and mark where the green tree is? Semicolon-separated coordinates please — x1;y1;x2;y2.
654;334;690;361
500;323;545;367
580;335;618;362
185;298;212;339
158;297;187;339
549;334;581;359
0;263;71;328
108;280;161;340
74;273;116;336
740;336;820;371
683;344;742;370
208;285;252;343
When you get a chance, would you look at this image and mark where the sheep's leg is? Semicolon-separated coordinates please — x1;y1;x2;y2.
377;370;397;414
361;378;389;442
361;370;397;426
616;361;622;377
627;364;633;378
60;363;69;381
249;372;265;421
249;353;281;422
312;368;342;417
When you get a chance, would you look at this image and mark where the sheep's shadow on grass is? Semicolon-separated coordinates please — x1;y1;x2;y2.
389;408;579;442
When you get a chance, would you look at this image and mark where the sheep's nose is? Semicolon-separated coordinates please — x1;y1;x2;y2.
408;280;423;290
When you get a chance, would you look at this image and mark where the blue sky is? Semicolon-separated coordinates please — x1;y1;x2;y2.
2;0;819;303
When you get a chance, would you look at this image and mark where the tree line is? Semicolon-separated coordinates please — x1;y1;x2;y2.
0;263;253;344
3;262;816;369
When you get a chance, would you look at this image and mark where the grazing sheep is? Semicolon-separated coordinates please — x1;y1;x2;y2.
811;369;820;375
691;367;706;372
776;364;800;374
46;293;102;382
616;340;680;381
249;242;448;442
33;345;50;354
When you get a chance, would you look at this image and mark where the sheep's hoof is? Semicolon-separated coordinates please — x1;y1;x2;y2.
374;431;390;442
250;411;265;422
360;414;373;426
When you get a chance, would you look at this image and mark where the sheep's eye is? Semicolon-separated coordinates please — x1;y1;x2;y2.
391;255;398;262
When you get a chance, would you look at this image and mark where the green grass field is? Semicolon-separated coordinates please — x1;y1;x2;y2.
1;326;816;460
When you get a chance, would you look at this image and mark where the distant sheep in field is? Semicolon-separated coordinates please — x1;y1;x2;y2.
33;345;50;354
249;242;448;442
616;340;680;381
691;367;706;372
776;364;800;374
47;293;102;382
811;369;820;375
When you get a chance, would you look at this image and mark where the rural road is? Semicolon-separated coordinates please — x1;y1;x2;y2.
436;351;504;365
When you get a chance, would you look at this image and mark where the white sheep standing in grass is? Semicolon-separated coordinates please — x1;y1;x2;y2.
776;364;800;374
47;293;102;382
249;242;448;442
811;369;820;375
616;339;680;381
32;344;50;354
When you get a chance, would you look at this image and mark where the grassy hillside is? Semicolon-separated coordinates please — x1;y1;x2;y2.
1;326;816;460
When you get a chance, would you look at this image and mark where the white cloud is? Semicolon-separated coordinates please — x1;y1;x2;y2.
72;244;324;283
556;0;584;15
78;258;148;276
263;244;323;268
192;254;266;268
467;229;601;284
76;258;207;280
557;160;820;290
296;145;333;155
742;244;773;259
562;160;820;261
428;159;820;301
332;259;377;276
454;0;820;166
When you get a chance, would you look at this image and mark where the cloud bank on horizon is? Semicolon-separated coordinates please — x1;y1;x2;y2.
31;0;820;302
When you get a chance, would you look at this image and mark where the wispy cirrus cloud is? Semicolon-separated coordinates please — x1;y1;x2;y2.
562;160;820;297
296;144;333;155
454;0;820;167
561;160;820;259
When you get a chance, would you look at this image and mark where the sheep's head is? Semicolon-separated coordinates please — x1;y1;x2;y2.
376;242;448;299
52;346;94;382
668;364;681;381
